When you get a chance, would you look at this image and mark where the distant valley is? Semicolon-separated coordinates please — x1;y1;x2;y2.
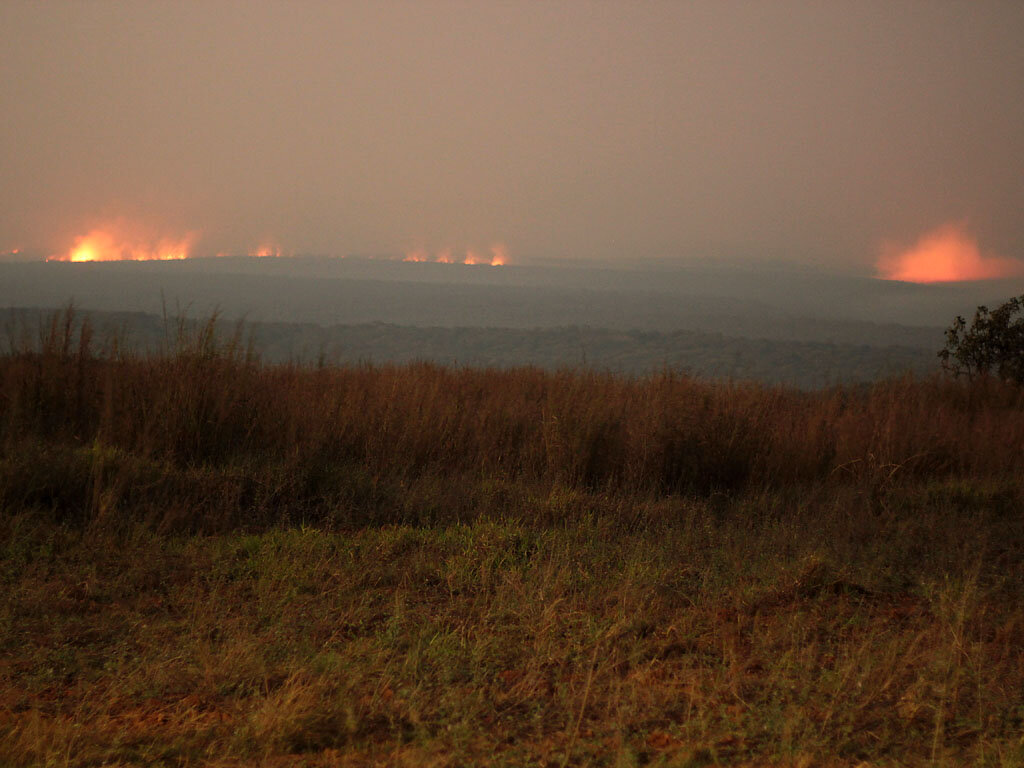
3;255;1019;387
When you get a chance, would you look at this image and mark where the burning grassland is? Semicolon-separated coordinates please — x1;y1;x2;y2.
47;226;197;263
877;222;1023;283
404;243;508;266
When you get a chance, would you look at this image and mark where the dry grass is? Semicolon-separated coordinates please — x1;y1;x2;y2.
0;310;1022;765
2;497;1022;766
2;310;1023;532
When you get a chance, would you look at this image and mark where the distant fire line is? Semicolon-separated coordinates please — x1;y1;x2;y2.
44;224;511;266
404;244;508;266
48;228;196;263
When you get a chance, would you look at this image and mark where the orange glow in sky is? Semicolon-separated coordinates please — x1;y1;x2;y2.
876;223;1022;283
49;227;195;262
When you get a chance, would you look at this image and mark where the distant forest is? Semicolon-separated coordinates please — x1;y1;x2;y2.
1;307;939;389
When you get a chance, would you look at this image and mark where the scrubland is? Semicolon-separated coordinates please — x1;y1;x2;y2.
1;312;1022;766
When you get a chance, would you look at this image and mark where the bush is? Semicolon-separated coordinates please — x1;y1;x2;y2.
939;295;1024;384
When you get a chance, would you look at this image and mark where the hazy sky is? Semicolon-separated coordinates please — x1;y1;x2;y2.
2;1;1023;271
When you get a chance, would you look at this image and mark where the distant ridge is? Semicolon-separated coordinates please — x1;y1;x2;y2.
0;307;938;389
0;259;958;347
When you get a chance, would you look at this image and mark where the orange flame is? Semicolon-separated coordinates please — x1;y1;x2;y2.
248;242;288;258
403;248;429;263
489;243;508;266
402;243;508;266
877;223;1021;283
49;228;196;262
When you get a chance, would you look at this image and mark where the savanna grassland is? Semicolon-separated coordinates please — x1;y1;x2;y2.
1;313;1022;767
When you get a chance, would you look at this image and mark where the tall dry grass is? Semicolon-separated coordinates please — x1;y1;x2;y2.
2;309;1022;530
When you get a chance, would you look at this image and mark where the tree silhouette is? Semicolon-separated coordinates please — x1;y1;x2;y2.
939;295;1024;384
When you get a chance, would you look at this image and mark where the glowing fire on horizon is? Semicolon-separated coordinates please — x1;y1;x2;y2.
404;243;508;266
248;242;288;258
44;222;509;266
877;223;1022;283
49;228;196;262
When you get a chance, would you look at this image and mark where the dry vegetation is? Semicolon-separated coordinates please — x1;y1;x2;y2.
1;311;1022;766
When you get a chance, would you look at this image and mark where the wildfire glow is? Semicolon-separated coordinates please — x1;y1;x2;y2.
45;224;509;266
489;243;508;266
877;223;1022;283
248;243;289;258
49;228;195;262
403;243;508;266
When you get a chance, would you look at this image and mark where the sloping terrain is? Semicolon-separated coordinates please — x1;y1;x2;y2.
1;314;1022;765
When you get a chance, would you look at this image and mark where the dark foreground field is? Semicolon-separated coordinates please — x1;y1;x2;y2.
1;314;1022;766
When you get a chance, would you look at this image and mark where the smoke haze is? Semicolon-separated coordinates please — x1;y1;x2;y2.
2;2;1023;273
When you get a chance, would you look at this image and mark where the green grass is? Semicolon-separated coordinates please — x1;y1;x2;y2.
0;311;1022;765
